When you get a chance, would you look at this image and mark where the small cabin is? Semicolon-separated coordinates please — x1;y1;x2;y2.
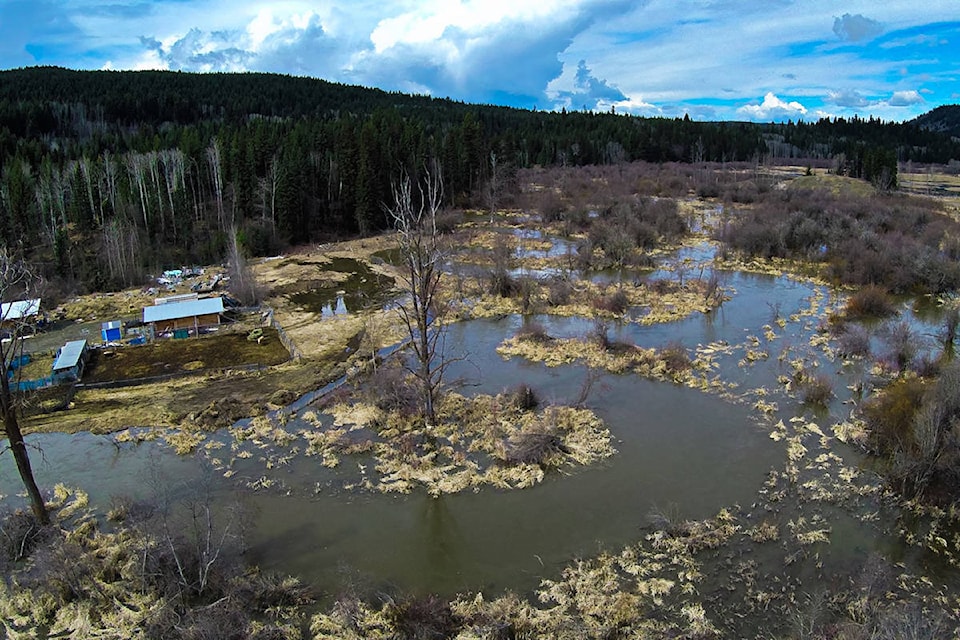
142;296;224;338
52;339;88;383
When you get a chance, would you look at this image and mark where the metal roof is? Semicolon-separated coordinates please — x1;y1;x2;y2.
53;339;87;371
143;297;224;323
1;298;40;321
102;320;122;330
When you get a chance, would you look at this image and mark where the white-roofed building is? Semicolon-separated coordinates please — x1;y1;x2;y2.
1;298;40;323
142;296;224;338
52;339;88;382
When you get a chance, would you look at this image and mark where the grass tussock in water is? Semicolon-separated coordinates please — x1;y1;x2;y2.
310;388;616;496
498;330;703;387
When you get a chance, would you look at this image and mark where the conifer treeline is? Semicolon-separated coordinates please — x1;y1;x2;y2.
0;67;956;291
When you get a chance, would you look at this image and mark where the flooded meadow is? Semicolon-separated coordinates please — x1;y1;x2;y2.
3;196;959;638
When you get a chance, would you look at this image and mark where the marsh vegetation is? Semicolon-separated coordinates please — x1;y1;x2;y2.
4;161;960;638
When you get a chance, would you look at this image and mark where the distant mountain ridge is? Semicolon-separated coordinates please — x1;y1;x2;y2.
912;105;960;139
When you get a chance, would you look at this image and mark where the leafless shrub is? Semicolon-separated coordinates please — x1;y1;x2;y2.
106;494;156;524
507;384;539;412
594;288;629;315
0;508;52;567
515;321;551;343
590;318;612;350
573;367;606;409
545;276;574;306
870;602;949;640
386;593;461;640
912;354;942;378
939;305;960;353
649;278;678;295
535;190;565;223
488;235;518;298
878;320;918;374
515;275;538;314
366;362;419;415
719;186;960;293
502;430;569;467
799;374;834;407
660;342;692;375
835;324;872;358
862;377;928;456
433;209;464;233
845;285;897;319
646;503;688;536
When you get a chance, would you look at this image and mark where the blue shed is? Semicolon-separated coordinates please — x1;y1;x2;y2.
101;320;122;342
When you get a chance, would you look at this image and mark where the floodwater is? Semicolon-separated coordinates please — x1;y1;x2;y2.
1;236;953;612
287;256;395;317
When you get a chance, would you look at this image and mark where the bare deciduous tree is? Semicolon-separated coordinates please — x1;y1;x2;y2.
0;249;48;524
226;226;261;306
385;164;451;425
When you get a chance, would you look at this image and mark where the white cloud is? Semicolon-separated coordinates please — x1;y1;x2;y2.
827;89;869;108
887;90;924;106
5;0;958;122
738;92;808;121
369;0;582;53
546;59;627;111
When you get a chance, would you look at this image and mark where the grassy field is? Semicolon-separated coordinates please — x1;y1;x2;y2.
83;328;291;383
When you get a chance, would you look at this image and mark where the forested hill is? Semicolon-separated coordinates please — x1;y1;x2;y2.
0;66;958;294
912;105;960;139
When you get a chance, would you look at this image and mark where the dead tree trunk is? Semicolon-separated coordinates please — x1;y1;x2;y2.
385;165;447;425
0;249;48;524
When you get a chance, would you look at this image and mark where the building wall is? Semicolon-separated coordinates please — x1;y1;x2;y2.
153;313;221;336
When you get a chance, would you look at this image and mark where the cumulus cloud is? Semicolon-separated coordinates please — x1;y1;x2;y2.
827;89;869;108
832;13;883;42
136;10;341;75
737;92;808;121
548;59;627;110
6;0;956;121
887;90;924;106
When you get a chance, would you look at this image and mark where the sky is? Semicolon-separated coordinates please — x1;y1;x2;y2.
0;0;957;123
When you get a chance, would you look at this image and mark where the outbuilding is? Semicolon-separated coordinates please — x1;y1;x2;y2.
1;298;40;325
142;296;224;338
101;320;122;342
52;339;88;383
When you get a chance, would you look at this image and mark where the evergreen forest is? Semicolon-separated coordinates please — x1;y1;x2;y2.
0;66;957;293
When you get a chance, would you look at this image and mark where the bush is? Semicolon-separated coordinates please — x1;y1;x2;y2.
594;288;629;314
648;278;678;295
386;594;461;639
834;323;872;357
502;430;569;466
878;320;918;373
862;377;928;455
434;209;464;233
0;509;52;567
799;374;834;406
367;363;419;415
660;342;691;375
845;285;897;319
545;276;573;306
507;384;539;412
516;322;551;343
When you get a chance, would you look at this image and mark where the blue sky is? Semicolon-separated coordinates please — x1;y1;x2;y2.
1;0;957;122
